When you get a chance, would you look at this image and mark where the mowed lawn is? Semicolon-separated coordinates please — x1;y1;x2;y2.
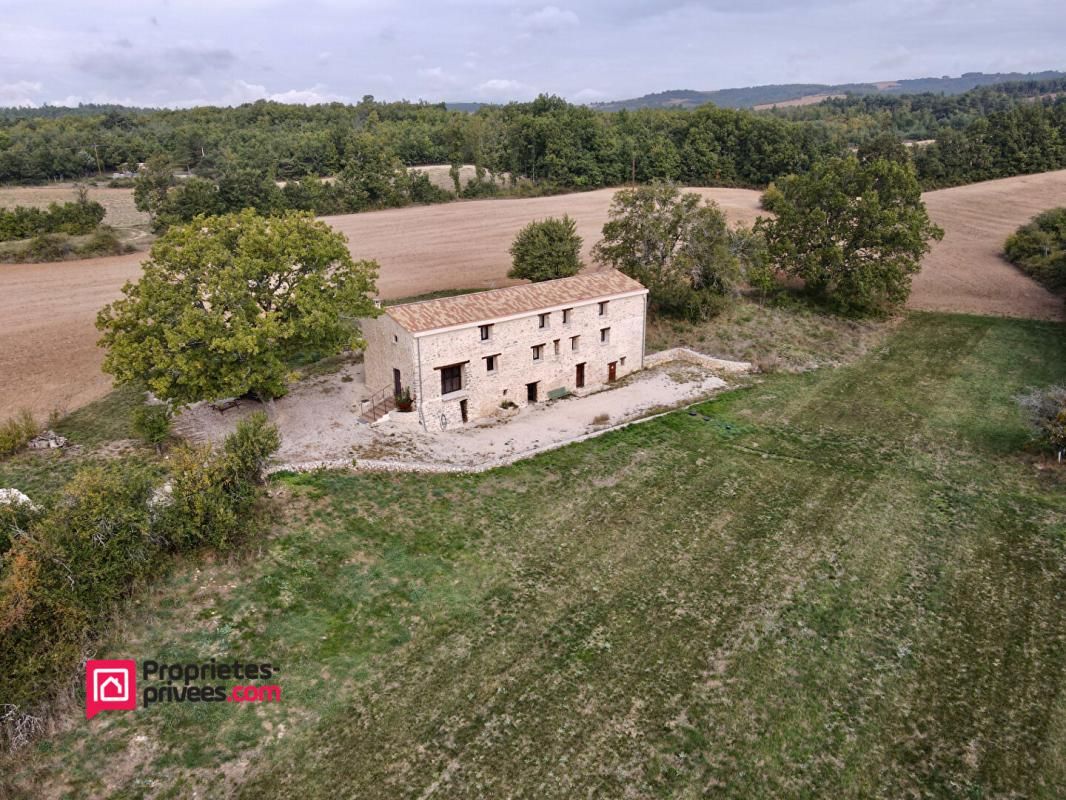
12;313;1066;799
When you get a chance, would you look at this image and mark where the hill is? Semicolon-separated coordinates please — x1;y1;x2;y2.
590;70;1066;111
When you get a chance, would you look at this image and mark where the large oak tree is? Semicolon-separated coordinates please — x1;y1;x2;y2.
757;156;943;314
97;210;379;404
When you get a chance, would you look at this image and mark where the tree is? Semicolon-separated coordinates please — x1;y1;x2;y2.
592;181;740;319
132;154;175;221
508;215;584;282
756;156;943;314
97;210;379;404
858;132;911;166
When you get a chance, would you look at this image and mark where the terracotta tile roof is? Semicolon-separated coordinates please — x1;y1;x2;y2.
385;270;647;334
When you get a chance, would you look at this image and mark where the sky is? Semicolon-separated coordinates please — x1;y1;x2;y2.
0;0;1063;108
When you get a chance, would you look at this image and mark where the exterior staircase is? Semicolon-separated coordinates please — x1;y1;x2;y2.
359;385;395;423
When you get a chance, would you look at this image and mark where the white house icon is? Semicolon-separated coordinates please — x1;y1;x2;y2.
93;669;129;703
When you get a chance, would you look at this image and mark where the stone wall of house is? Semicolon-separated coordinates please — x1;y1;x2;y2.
361;312;418;399
414;292;647;431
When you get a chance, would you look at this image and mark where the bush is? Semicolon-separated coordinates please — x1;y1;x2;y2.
0;498;41;557
130;403;173;449
0;410;38;456
0;198;106;242
1004;208;1066;294
0;414;279;748
25;233;72;262
0;465;156;716
162;412;279;550
77;226;128;257
1017;385;1066;455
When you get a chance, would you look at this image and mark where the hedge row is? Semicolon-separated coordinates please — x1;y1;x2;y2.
0;199;106;241
0;413;279;749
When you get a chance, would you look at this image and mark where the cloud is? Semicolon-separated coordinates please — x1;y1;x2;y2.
0;81;43;106
476;78;537;100
519;5;580;32
417;66;457;84
165;45;236;75
267;86;346;105
73;43;237;87
572;87;608;102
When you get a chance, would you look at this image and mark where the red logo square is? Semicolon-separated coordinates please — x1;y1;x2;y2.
86;659;137;719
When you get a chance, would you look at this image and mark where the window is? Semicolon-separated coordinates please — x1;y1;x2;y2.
532;344;545;361
440;364;462;395
538;312;550;329
479;324;492;341
485;354;497;372
600;327;610;344
562;308;572;324
392;334;398;343
598;300;609;316
620;356;626;366
570;335;580;352
553;339;560;355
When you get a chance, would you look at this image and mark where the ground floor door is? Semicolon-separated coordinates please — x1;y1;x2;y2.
393;368;402;396
526;381;538;403
608;361;617;382
459;399;468;423
576;362;585;388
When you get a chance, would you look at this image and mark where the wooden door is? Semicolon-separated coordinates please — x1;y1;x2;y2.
576;362;585;388
608;361;617;382
393;368;402;396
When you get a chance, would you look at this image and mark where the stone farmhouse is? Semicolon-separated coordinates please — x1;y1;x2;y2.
361;271;649;431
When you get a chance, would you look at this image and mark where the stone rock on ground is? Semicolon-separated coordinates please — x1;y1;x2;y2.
27;430;68;449
0;488;36;509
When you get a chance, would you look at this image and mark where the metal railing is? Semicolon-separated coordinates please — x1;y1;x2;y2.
360;384;395;422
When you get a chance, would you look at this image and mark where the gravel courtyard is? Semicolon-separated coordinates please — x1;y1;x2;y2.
173;359;736;471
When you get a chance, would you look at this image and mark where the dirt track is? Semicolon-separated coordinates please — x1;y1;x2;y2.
0;176;1063;419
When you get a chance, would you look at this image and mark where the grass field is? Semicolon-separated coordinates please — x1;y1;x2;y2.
8;311;1066;799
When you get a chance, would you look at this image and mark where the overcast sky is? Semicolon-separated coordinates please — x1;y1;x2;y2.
0;1;1063;108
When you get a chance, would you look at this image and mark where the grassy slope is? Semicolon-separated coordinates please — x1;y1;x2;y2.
9;313;1066;799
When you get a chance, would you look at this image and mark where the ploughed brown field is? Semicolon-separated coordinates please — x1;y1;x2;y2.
1;174;1064;419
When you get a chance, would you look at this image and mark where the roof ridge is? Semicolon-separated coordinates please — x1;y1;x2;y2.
386;268;618;310
384;270;646;334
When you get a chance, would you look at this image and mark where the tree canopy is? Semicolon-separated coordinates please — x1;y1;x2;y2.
97;210;379;403
757;156;943;314
508;215;583;282
593;182;742;319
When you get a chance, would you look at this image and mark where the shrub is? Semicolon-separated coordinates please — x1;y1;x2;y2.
77;226;127;257
25;233;72;262
1017;385;1066;456
0;414;279;748
1004;208;1066;294
131;403;173;450
0;465;156;717
162;412;279;550
0;410;38;456
0;198;105;242
0;497;41;557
